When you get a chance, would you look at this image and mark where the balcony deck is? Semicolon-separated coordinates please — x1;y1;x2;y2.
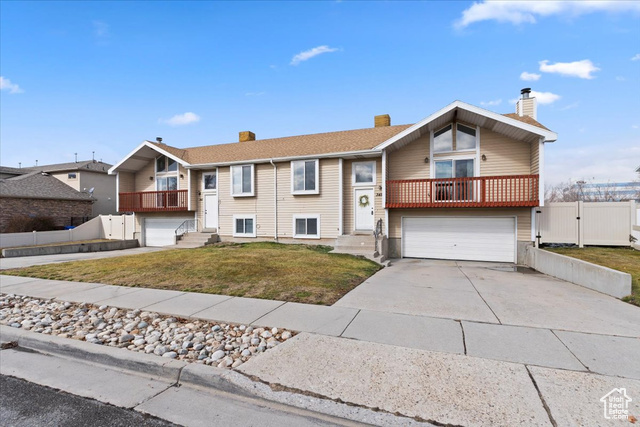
386;174;539;208
119;190;188;212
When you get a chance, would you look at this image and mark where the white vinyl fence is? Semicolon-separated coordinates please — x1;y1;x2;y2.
0;215;135;248
539;201;636;247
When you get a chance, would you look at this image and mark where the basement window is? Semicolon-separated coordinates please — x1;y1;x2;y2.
233;214;256;237
293;215;320;239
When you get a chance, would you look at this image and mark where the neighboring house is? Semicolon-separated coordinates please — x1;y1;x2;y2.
24;160;116;215
578;181;640;202
109;88;557;263
0;167;94;233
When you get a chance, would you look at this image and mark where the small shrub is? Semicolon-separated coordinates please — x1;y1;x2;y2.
5;215;59;233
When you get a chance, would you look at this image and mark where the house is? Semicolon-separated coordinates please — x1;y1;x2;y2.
109;88;557;263
0;167;94;233
25;160;117;215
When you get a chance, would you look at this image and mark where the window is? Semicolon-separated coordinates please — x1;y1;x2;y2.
293;215;320;239
67;173;77;179
435;159;475;201
456;124;477;151
156;156;177;173
233;214;256;237
433;125;453;153
203;171;217;191
231;165;254;196
291;159;319;194
155;156;179;193
352;161;376;185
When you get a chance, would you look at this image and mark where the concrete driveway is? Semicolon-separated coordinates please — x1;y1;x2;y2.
334;259;640;338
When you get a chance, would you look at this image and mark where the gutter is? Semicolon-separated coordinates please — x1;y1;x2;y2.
270;159;278;241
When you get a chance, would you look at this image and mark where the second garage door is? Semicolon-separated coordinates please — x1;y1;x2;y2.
145;217;191;247
402;217;516;263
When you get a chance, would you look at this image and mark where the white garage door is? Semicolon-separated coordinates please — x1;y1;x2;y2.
145;218;191;247
403;217;516;263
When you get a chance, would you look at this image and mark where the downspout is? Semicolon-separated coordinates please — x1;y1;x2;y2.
270;159;278;241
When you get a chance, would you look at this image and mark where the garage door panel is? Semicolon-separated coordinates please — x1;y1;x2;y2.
403;217;515;263
145;218;191;247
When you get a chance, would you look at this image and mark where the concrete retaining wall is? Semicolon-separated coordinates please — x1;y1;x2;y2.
2;240;139;258
523;246;632;299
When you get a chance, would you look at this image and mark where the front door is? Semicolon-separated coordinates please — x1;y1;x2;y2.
204;193;218;229
354;188;374;231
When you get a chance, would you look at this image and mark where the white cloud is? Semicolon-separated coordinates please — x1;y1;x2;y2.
616;76;626;81
290;45;339;66
559;102;579;111
632;53;640;61
520;71;541;81
480;99;502;107
539;59;600;79
92;20;110;38
455;1;640;29
0;76;23;94
530;90;561;104
160;112;201;126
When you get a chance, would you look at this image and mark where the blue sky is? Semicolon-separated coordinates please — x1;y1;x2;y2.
1;1;639;185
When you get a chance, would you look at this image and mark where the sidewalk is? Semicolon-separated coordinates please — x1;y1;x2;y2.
2;274;640;425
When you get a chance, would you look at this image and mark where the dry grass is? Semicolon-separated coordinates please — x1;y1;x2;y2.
1;242;381;305
544;246;640;307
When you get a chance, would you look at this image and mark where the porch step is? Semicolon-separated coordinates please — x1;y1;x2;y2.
332;234;376;250
175;232;219;248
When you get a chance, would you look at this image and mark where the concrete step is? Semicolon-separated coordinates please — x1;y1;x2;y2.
175;233;219;248
334;235;375;246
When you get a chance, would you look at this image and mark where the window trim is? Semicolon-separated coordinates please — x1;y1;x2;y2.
233;214;257;238
230;164;255;197
352;161;376;186
202;170;218;192
291;159;320;195
292;214;321;239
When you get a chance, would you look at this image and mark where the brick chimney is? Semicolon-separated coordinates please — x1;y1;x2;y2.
239;131;256;142
516;88;537;120
374;114;391;127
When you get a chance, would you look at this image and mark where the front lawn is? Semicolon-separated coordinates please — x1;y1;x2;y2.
1;242;381;305
544;246;640;306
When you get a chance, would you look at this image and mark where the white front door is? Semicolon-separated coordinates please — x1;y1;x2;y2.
354;188;374;231
204;193;218;229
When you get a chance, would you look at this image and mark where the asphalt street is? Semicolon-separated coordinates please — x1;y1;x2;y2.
0;375;177;427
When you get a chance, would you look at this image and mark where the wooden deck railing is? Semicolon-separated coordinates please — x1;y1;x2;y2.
386;175;539;208
118;190;188;212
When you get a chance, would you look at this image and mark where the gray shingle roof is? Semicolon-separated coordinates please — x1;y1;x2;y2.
25;160;113;174
0;171;94;201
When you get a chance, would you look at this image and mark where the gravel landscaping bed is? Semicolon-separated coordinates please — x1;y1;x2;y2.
0;293;295;369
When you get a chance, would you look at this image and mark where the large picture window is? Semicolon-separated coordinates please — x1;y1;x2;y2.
435;159;476;202
291;159;319;194
231;165;254;196
456;124;477;151
293;215;320;239
433;125;453;153
434;123;477;153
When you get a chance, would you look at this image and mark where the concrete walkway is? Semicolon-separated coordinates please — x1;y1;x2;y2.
2;273;639;380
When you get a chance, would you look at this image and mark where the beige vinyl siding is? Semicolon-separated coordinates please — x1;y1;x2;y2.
531;140;540;175
214;159;340;240
342;158;383;235
118;172;135;193
388;135;430;180
388;207;532;242
135;160;155;192
190;170;199;214
479;129;531;176
51;172;81;191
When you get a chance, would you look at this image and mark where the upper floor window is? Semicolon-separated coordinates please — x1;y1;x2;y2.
203;171;217;191
67;172;77;179
291;159;319;194
156;156;178;191
433;125;453;153
231;164;254;197
352;161;376;186
433;124;477;153
456;124;477;151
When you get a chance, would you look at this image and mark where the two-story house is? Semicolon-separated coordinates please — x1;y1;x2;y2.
109;89;556;263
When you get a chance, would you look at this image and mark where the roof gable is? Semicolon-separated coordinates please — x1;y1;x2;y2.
108;141;190;174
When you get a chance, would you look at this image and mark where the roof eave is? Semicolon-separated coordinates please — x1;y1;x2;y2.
108;141;190;175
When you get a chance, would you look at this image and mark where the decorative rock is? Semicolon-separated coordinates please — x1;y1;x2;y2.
162;351;178;359
281;331;292;340
211;350;226;361
118;334;135;343
154;346;168;356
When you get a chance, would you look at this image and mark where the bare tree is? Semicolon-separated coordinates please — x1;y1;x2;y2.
545;179;638;203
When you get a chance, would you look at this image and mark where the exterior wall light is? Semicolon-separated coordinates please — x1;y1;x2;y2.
481;154;487;161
